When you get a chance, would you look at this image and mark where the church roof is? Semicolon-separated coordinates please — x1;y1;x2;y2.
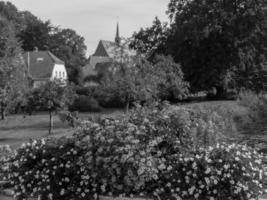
23;51;65;80
93;40;119;59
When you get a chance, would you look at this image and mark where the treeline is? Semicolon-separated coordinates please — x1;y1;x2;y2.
130;0;267;98
0;1;87;84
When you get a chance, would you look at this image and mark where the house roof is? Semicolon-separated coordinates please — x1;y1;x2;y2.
93;40;118;58
23;51;65;80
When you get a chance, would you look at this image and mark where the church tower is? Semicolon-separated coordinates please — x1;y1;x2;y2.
115;21;121;45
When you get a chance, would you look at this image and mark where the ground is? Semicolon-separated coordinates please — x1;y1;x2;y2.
0;109;123;149
0;195;12;200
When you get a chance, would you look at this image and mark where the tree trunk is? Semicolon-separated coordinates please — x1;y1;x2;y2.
0;103;5;120
215;86;225;99
48;110;53;135
125;100;130;115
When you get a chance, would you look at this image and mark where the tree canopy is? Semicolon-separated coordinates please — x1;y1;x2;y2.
131;0;267;95
0;17;29;119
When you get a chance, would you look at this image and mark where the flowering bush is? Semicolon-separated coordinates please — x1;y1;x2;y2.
6;103;267;200
152;143;267;200
0;145;14;180
7;138;87;200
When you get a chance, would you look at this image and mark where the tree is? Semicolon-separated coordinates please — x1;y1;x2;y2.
49;28;87;84
18;17;53;51
167;0;267;96
131;0;267;96
152;55;189;101
100;39;160;113
130;17;169;58
34;80;75;134
0;18;29;120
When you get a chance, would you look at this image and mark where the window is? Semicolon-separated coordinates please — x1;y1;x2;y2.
55;71;58;77
37;57;44;62
59;72;61;78
62;72;64;78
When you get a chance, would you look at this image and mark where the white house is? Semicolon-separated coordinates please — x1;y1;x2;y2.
23;50;68;88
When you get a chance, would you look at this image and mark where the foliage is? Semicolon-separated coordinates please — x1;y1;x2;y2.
7;134;266;200
18;18;52;51
167;0;267;95
0;17;29;120
27;80;76;134
152;55;189;102
130;17;169;58
58;111;80;128
132;0;267;96
49;28;87;84
0;144;14;181
70;95;103;112
236;90;267;134
100;41;161;112
154;143;266;200
98;47;189;109
6;103;193;200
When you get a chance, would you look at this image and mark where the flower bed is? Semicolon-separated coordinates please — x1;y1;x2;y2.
4;104;267;200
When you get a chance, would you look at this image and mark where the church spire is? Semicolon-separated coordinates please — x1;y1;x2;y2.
115;19;120;45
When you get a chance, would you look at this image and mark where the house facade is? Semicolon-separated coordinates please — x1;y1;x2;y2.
23;50;68;88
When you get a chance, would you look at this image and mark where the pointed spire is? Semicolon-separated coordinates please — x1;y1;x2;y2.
115;18;120;45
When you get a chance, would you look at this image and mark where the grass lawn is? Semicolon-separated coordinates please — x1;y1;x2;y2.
0;109;124;149
0;113;73;149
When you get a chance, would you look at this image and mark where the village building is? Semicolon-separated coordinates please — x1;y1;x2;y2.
23;49;68;88
82;23;135;86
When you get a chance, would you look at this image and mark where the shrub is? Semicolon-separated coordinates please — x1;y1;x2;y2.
6;103;267;200
7;139;267;200
0;145;14;181
58;111;80;128
153;143;267;200
237;90;267;135
8;138;86;200
70;95;103;112
238;90;267;118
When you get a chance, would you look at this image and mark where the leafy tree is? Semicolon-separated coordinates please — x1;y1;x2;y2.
130;17;169;58
49;28;87;84
0;18;29;120
99;39;160;113
18;18;52;51
34;80;75;134
167;0;267;96
131;0;267;96
152;55;189;101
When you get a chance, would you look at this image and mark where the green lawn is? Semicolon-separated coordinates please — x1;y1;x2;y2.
0;109;124;149
0;113;73;149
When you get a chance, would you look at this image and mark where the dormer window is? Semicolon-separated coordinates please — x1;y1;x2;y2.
37;58;44;62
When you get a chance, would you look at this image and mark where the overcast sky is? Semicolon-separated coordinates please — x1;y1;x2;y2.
7;0;169;56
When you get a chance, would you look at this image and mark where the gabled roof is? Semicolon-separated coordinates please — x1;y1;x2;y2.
93;40;118;58
93;40;136;61
23;51;65;80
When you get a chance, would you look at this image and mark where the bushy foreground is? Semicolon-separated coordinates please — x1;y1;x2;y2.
3;104;267;200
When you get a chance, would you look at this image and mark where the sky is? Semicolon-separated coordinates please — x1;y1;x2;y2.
7;0;169;56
